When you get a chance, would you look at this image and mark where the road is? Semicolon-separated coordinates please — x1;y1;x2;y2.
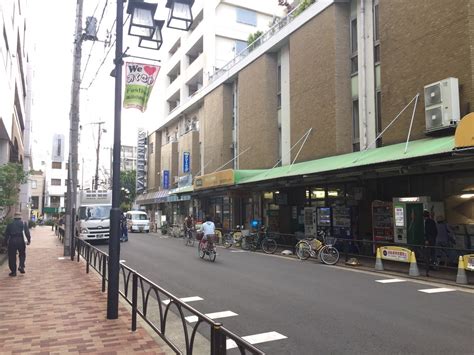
96;232;474;354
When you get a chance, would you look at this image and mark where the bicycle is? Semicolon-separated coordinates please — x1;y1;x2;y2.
170;224;183;238
295;231;340;265
197;233;217;262
223;226;243;248
241;226;278;254
184;228;195;247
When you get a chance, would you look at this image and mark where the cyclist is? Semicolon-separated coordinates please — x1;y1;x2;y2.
184;214;195;242
199;216;215;251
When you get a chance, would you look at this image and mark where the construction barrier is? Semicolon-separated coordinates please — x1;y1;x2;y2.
374;246;419;277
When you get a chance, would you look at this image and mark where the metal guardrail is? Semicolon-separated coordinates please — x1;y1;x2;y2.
209;2;304;83
74;237;265;355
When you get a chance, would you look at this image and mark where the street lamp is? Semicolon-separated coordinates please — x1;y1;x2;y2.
108;0;194;320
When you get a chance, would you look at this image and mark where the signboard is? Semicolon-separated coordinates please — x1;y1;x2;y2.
178;174;193;188
380;246;411;263
136;129;147;194
163;170;170;189
394;206;404;227
123;62;160;112
183;152;190;173
194;169;234;190
463;254;474;271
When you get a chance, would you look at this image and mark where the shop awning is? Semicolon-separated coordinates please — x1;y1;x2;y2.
169;185;194;195
135;190;170;205
236;136;455;185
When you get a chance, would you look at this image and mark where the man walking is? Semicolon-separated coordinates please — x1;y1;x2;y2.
5;212;31;277
423;210;437;275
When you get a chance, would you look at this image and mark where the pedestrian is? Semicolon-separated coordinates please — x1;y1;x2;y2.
423;210;438;274
4;212;31;277
120;213;128;242
435;216;455;265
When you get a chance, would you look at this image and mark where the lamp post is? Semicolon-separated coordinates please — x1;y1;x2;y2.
108;0;194;320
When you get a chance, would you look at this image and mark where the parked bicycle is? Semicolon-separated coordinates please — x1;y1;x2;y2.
223;225;244;248
184;228;195;247
242;226;278;254
170;224;183;238
197;233;217;262
295;230;339;265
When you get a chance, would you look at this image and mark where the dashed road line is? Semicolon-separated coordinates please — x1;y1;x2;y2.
376;278;407;284
227;331;287;350
162;296;203;305
418;288;456;294
185;311;238;323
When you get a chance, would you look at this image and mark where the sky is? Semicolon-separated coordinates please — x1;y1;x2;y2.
29;0;162;188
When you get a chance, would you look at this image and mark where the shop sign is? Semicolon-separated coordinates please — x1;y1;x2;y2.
463;254;474;271
183;152;190;173
394;206;404;227
380;246;411;263
194;169;234;190
163;170;170;189
178;174;192;188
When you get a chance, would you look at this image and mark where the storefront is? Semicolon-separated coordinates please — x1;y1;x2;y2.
135;190;169;229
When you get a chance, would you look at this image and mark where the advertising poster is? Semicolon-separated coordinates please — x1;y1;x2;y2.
123;62;160;112
183;152;190;173
163;170;170;189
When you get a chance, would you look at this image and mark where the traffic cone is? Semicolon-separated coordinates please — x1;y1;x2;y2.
375;248;384;271
409;251;420;277
456;256;468;285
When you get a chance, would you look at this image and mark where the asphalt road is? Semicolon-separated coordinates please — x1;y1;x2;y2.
97;232;474;354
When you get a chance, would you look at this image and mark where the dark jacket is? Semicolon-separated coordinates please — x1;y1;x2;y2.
424;218;437;245
5;219;31;244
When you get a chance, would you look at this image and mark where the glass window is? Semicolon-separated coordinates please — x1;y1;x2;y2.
352;99;360;141
31;180;37;189
52;162;61;169
236;8;257;26
79;205;112;220
350;18;357;54
51;178;61;186
235;40;247;54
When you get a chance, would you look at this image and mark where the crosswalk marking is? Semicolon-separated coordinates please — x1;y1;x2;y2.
162;296;203;305
186;311;238;323
375;278;406;284
226;331;287;350
418;288;456;294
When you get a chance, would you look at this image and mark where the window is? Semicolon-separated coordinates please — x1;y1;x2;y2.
65;179;68;186
50;196;60;206
373;0;380;64
149;142;154;154
51;178;61;186
236;8;257;26
277;65;282;109
352;99;360;151
52;162;62;169
31;196;39;209
375;90;382;147
235;40;247;54
31;180;37;189
350;18;358;75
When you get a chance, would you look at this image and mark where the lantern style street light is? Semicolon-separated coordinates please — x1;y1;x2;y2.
166;0;194;31
108;0;194;320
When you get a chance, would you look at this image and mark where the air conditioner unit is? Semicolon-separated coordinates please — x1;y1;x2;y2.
424;77;460;133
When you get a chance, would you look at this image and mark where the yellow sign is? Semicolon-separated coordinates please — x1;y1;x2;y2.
463;254;474;271
194;169;235;190
380;246;411;263
455;113;474;149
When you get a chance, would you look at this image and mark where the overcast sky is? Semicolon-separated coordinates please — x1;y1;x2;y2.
30;0;159;188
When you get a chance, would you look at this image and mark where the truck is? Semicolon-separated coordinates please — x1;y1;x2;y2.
76;190;112;241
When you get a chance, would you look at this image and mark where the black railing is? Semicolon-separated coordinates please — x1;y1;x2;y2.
74;237;265;355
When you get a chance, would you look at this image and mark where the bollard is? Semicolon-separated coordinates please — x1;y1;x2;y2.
375;247;384;271
456;256;468;285
211;323;226;355
132;273;138;331
409;251;420;277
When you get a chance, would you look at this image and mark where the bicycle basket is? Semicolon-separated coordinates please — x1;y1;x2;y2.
325;236;337;245
196;232;204;241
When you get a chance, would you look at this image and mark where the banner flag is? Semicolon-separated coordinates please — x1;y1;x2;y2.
123;62;160;112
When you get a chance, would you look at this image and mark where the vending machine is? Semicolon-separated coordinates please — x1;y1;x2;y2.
332;206;352;239
393;198;424;245
316;207;332;236
304;207;316;237
372;201;394;243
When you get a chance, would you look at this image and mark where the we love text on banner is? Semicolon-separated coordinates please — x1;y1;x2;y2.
123;62;160;112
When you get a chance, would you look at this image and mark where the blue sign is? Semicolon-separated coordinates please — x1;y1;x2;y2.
163;170;170;189
183;152;190;173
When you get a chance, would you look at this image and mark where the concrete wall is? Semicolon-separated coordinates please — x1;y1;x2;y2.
178;130;200;176
238;54;280;169
160;141;178;189
202;84;233;173
289;3;352;162
380;0;474;145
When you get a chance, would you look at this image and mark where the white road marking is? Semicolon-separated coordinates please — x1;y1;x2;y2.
226;331;287;350
57;257;67;260
162;296;203;305
119;259;126;263
186;311;238;323
230;250;248;253
375;278;406;284
418;288;456;294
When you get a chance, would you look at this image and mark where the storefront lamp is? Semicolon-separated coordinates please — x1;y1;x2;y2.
127;0;158;38
460;193;474;199
165;0;194;31
139;20;164;50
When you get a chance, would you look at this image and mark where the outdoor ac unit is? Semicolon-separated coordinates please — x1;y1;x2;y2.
424;77;460;133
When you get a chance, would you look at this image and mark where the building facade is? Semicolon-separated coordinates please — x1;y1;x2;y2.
29;169;44;221
43;134;67;219
144;0;474;248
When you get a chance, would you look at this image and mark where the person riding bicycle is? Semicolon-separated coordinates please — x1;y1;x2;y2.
184;215;194;232
199;216;215;250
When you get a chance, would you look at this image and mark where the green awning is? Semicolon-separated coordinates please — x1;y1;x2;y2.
169;185;194;195
237;136;455;185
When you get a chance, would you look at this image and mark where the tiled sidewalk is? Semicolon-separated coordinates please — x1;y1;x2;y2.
0;226;170;354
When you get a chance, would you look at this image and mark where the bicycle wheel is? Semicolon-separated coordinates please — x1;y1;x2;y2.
262;238;277;254
241;236;251;250
209;250;216;262
296;241;311;260
320;245;340;265
198;243;205;258
223;234;232;248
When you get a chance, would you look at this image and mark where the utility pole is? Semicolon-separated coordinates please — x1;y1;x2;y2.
92;121;106;190
65;0;84;257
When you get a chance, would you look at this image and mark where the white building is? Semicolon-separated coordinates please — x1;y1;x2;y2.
43;134;67;218
150;0;284;130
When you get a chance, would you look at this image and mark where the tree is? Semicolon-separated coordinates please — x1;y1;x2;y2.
0;163;28;219
247;30;264;48
119;170;136;212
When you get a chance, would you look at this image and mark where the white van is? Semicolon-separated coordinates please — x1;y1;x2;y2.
126;210;150;233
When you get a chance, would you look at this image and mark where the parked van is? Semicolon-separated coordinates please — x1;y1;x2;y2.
126;210;150;233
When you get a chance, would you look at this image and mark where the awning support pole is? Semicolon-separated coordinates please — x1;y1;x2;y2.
289;128;313;170
404;93;420;154
353;93;419;163
212;146;251;173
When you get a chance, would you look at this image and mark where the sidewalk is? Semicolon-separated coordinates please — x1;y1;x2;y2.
0;226;170;354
